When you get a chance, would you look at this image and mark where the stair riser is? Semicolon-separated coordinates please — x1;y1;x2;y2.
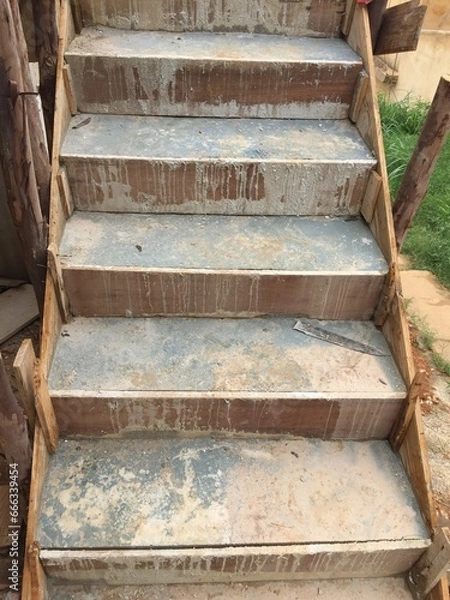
41;545;426;585
64;159;371;216
62;270;384;319
52;394;404;440
74;0;344;36
68;56;360;119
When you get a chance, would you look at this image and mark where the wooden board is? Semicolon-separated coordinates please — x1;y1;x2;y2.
40;542;428;585
66;30;361;119
72;0;345;36
13;338;37;430
51;391;404;440
0;486;9;548
21;425;49;600
0;284;39;344
374;0;427;56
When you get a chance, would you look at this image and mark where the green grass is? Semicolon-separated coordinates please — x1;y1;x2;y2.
378;95;450;289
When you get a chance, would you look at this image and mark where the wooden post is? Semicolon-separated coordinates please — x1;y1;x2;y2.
34;359;59;454
0;353;32;519
393;76;450;250
32;0;58;152
0;0;51;313
409;528;450;599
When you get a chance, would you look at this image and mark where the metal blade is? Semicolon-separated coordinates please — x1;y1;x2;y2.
293;320;388;357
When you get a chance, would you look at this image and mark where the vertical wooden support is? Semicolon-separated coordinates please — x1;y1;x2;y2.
349;70;369;123
33;359;59;454
56;167;74;219
368;0;388;49
393;76;450;250
409;528;450;600
47;243;70;323
360;169;382;224
62;63;77;116
13;339;37;431
390;369;426;451
21;426;50;600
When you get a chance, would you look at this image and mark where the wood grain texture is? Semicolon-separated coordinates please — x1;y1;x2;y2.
34;360;59;454
65;157;370;217
409;528;450;600
68;49;361;119
399;404;436;535
374;0;426;56
72;0;345;36
21;426;49;600
13;338;37;431
51;392;404;440
62;268;384;320
39;542;428;585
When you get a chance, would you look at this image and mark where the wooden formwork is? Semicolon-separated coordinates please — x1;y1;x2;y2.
18;0;449;598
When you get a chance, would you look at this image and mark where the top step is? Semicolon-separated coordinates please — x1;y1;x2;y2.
74;0;346;37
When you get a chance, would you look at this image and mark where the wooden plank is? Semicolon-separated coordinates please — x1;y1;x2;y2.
40;542;428;585
382;292;415;388
72;0;344;36
13;338;37;431
349;69;369;123
48;243;70;323
409;528;450;599
0;284;39;344
361;169;383;223
21;425;49;600
399;404;436;535
341;0;357;36
390;370;426;451
40;272;63;380
62;63;77;115
428;577;450;600
374;0;427;56
66;32;361;119
62;269;384;320
393;76;450;250
56;166;74;219
34;360;59;454
51;391;404;440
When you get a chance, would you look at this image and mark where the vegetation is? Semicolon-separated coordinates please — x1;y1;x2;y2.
378;95;450;289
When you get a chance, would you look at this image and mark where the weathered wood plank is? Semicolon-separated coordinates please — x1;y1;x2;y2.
361;169;382;224
34;359;59;454
393;75;450;250
51;391;404;440
40;542;428;585
374;0;427;56
390;369;426;451
399;404;436;535
21;426;49;600
13;338;37;431
409;528;450;600
47;243;70;323
72;0;345;36
62;269;384;320
66;30;362;119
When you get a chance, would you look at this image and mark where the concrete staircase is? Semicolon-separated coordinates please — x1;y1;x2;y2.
33;0;431;596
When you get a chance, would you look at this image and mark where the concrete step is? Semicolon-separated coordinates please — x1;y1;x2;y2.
47;578;416;599
37;437;428;585
48;316;406;439
66;29;362;119
62;116;376;216
73;0;345;37
59;212;387;319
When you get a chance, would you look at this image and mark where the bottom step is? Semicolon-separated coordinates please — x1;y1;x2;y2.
48;577;415;599
37;438;428;585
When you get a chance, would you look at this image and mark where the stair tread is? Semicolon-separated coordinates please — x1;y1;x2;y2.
68;27;361;65
62;115;375;163
49;317;405;396
38;437;428;549
47;577;415;599
60;213;387;273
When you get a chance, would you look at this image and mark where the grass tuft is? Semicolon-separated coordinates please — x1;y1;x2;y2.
379;95;450;289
